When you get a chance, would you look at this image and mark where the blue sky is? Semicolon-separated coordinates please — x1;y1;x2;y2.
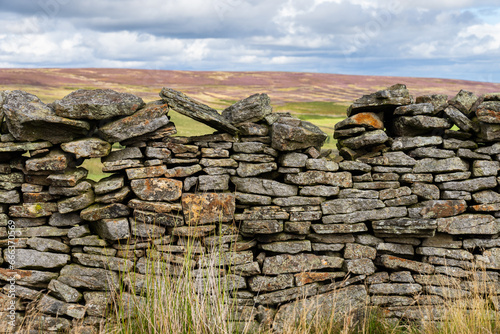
0;0;499;82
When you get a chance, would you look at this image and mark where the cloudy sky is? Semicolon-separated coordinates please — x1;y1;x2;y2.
0;0;499;82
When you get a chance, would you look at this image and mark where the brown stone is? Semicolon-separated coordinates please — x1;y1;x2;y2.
181;193;235;225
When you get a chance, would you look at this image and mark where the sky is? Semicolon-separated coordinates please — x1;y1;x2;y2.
0;0;499;82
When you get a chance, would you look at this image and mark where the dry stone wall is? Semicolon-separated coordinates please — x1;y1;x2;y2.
1;84;500;332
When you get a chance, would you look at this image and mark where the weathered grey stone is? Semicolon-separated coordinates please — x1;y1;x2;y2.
80;203;130;221
344;243;376;259
441;190;471;200
476;101;500;123
422;233;462;249
449;89;477;115
444;105;479;132
473;160;499;177
416;247;473;261
394;103;434;116
473;190;500;204
51;88;143;119
49;181;93;197
279;152;308;167
60;138;111;159
222;93;272;125
67;225;91;239
235;192;272;205
300;185;339;197
240;220;283;234
130;221;166;238
259;240;311;254
273;196;324;207
478;122;500;141
289;211;322;221
95;218;130;240
380;255;434;274
345;259;376;275
457;148;491;160
393;116;452;136
340;130;389;149
6;249;70;269
130;178;182;201
348;84;412;114
262;253;343;275
182;193;235;225
9;202;58;218
391;136;443;150
0;141;52;153
0;268;58;287
443;138;478;150
272;285;367;333
26;237;70;253
133;210;183;227
58;264;119;290
284;171;352;187
198;174;230;191
271;118;327;151
476;142;500;155
238;122;269;136
95;186;130;204
73;253;134;272
69;235;108;246
360;151;416;166
248;274;294;292
14;226;68;238
437;214;500;235
377;243;414;256
410;183;439;200
321;198;385;215
380;187;411;200
372;172;399;181
338;189;379;199
125;166;167;180
236;162;277;177
254;284;319;305
409;200;467;219
3;90;90;143
231;177;297;196
439;176;497;192
160;87;238;134
48;279;82;303
200;158;238;168
172;225;216;238
434;172;471;183
25;149;68;172
338;161;371;172
373;218;437;237
323;207;407;224
409;147;455;159
201;147;229;158
412;157;469;173
311;223;367;234
103;147;143;162
370;283;422;295
0;190;20;204
57;190;95;214
307;233;355;244
127;199;182;213
232;153;274;163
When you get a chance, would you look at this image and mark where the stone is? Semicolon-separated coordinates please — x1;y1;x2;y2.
262;253;343;275
125;165;168;180
46;168;88;187
394;103;434;116
236;162;277;177
238;122;269;136
380;255;434;274
307;233;355;244
289;211;322;221
201;147;229;158
67;225;91;239
370;283;422;295
172;225;216;238
130;178;182;201
284;171;352;187
0;141;52;153
271;118;327;151
95;218;130;240
338;161;371;172
164;165;203;178
438;214;500;235
133;209;183;227
416;247;473;261
60;138;111;158
422;233;462;249
300;185;339;197
130;221;166;238
182;193;235;225
380;187;411;200
9;202;58;218
254;284;319;305
393;116;452;136
0;190;20;204
51;88;143;119
311;223;367;234
6;249;70;269
57;190;95;214
391;136;443;150
49;181;93;197
434;172;471;183
444;106;479;132
384;195;419;207
279;152;308;167
104;147;143;162
439;176;497;192
0;268;58;287
457;148;491;160
411;183;440;200
25;149;68;172
259;240;311;254
409;147;455;159
449;89;477;115
222;93;272;125
73;253;134;272
58;264;119;290
26;237;70;253
348;84;412;115
473;160;499;177
200;158;238;168
476;142;500;155
360;151;416;166
321;198;385;215
273;196;324;207
478;122;500;141
338;189;378;199
160;87;238;134
48;280;82;303
198;174;230;191
373;218;437;237
441;191;472;200
345;259;376;275
95;186;130;204
377;243;414;256
240;220;283;234
272;285;367;333
3;90;90;144
476;101;500;123
235;192;272;205
473;190;500;204
127;199;182;213
334;112;384;130
340;130;389;150
412;157;469;173
80;203;130;221
344;243;376;259
231;153;274;163
284;221;311;234
231;177;297;196
323;207;407;224
144;147;171;159
409;200;468;219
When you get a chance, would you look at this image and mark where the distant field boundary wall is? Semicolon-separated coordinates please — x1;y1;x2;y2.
1;84;500;332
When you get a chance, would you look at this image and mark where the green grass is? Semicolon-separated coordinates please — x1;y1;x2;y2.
274;101;348;116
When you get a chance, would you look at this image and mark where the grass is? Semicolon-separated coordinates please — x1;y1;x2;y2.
274;101;349;116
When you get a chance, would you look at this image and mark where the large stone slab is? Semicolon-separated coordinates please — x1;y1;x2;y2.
393;116;451;136
284;171;352;187
130;178;182;201
58;264;119;290
444;105;479;132
98;100;171;142
80;203;130;221
160;87;238;134
439;176;497;192
60;138;111;158
476;101;500;124
2;90;90;144
359;151;416;166
271;118;327;151
181;193;235;225
437;214;500;235
5;249;70;269
321;198;384;215
412;157;469;173
408;200;467;219
51;88;144;120
222;93;272;125
339;130;388;150
373;218;437;237
348;84;412;115
262;253;343;275
231;177;297;196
